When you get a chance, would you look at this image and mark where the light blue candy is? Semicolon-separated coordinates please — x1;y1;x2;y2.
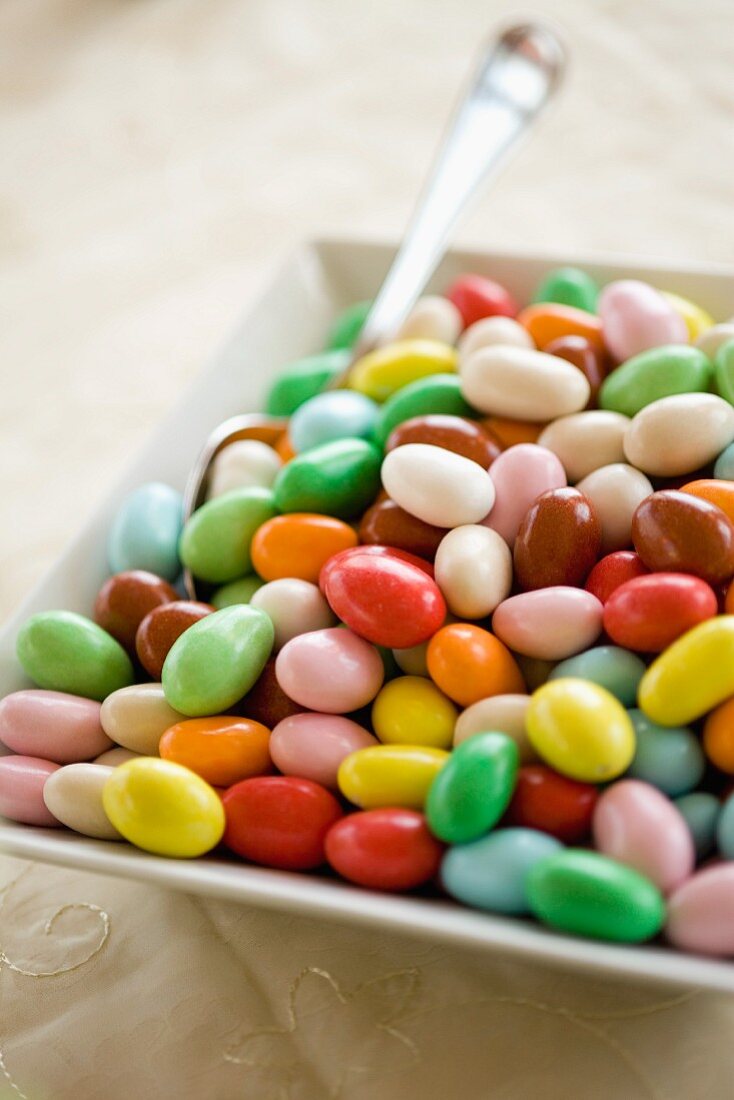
441;828;563;914
714;441;734;480
548;646;645;706
289;390;379;454
108;482;183;582
626;709;705;796
717;793;734;859
676;792;720;861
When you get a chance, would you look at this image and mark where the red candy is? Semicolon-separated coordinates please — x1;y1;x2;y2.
222;776;342;870
445;274;518;327
584;551;649;604
325;809;444;891
603;573;718;653
321;547;446;648
504;765;598;843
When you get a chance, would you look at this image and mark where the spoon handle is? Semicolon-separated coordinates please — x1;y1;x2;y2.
350;23;566;360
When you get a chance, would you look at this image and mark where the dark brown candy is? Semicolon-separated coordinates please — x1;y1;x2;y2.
93;570;178;652
358;498;448;561
135;600;214;679
632;490;734;585
544;335;608;409
385;414;500;467
514;487;602;590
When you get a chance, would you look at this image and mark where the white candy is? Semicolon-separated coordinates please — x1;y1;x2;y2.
434;525;512;619
623;393;734;477
381;443;495;528
250;578;336;650
43;764;121;840
94;747;142;767
538;411;630;483
392;641;430;677
576;463;653;554
458;316;534;360
395;296;462;344
696;323;734;361
207;440;282;499
100;683;186;755
453;694;537;762
460;345;590;421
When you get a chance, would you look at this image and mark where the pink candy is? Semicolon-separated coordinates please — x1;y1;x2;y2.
0;755;61;826
275;628;384;714
599;280;688;362
483;444;566;546
270;713;377;788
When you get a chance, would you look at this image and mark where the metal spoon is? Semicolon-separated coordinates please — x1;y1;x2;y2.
183;21;566;599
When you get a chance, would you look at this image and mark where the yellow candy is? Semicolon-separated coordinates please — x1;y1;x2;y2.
338;744;449;809
348;339;457;401
526;678;635;782
102;758;225;858
662;291;715;342
639;616;734;726
371;675;457;749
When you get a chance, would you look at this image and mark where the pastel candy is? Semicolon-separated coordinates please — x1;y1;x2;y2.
433;524;512;618
0;690;112;762
108;482;183;581
697;323;734;361
381;443;495;528
0;755;60;826
599;344;712;417
666;865;734;955
460;345;590;420
442;828;563;913
179;487;276;584
483;444;567;546
250;578;336;650
95;747;141;767
16;611;134;702
457;316;534;359
592;779;694;893
207;440;282;499
100;682;189;755
43;764;121;840
492;588;603;661
289;390;379;453
576;464;653;554
453;694;537;762
623;393;734;477
275;628;384;713
675;793;720;860
396;295;463;344
626;712;705;797
537;411;629;483
548;646;645;707
599;280;688;362
270;713;378;788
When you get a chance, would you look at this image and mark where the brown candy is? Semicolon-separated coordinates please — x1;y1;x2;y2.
514;487;602;590
358;498;448;561
93;570;179;651
544;335;608;409
385;414;500;468
632;490;734;585
232;658;303;727
135;600;214;679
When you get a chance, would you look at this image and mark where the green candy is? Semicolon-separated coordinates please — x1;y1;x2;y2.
532;266;599;313
327;301;372;350
373;374;475;447
599;345;712;417
16;611;134;701
265;350;350;416
211;575;264;609
548;646;645;707
714;339;734;406
162;605;274;716
426;732;518;844
527;849;665;943
179;488;276;584
273;438;381;519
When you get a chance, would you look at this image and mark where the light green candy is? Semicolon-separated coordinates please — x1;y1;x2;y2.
326;301;372;350
211;575;265;609
527;849;665;943
179;488;276;584
373;374;474;447
162;605;274;716
16;611;134;701
265;350;350;416
532;266;599;313
714;339;734;406
548;646;646;707
599;345;712;417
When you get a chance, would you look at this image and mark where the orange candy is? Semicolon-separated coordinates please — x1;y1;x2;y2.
704;698;734;774
681;480;734;526
516;304;605;354
482;417;546;448
251;513;358;582
159;717;271;787
426;623;526;707
275;431;297;463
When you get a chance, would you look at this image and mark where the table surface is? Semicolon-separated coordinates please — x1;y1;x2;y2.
2;1;734;1097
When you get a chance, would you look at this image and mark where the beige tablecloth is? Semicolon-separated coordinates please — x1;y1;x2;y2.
2;1;734;1096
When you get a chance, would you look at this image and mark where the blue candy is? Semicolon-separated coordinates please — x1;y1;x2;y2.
289;390;379;454
441;828;562;914
626;709;704;797
676;792;720;861
108;482;183;582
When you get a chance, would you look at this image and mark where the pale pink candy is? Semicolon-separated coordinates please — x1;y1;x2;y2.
270;713;377;788
0;689;112;763
592;779;694;894
0;755;61;826
492;588;603;660
666;864;734;955
95;747;141;767
482;444;567;547
599;280;688;362
275;628;384;714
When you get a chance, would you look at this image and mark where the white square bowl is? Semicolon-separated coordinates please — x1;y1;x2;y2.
3;237;734;993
